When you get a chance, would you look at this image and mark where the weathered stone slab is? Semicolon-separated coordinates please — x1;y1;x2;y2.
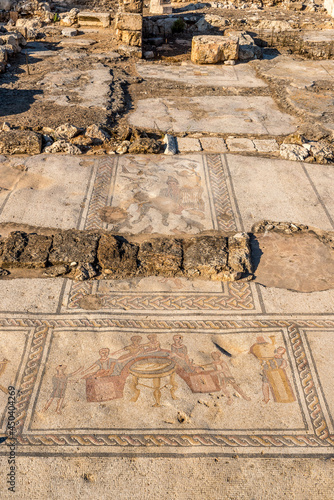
38;64;112;109
77;12;110;28
0;232;52;268
0;278;64;313
253;230;334;292
49;230;100;265
0;130;42;155
191;35;239;64
253;139;279;153
98;234;138;277
177;137;202;152
119;30;142;47
199;137;227;152
115;12;142;31
226;137;256;152
303;162;334;225
259;57;334;88
303;29;334;42
183;235;229;279
129;97;297;135
150;1;172;15
138;237;183;276
136;62;267;88
59;38;97;48
0;155;95;229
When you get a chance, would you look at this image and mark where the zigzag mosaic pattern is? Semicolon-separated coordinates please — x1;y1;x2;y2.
206;154;237;232
67;282;255;311
84;157;115;230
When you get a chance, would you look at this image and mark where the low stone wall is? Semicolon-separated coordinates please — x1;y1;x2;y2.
0;230;252;281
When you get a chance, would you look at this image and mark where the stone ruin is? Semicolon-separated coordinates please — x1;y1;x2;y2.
149;0;173;15
115;0;143;57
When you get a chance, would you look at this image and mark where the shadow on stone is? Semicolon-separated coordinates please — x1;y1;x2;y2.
249;234;263;275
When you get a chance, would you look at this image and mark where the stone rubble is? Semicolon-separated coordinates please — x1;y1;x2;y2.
280;143;310;161
44;140;82;155
163;134;178;155
85;124;111;143
191;34;239;64
55;124;80;140
0;130;42;154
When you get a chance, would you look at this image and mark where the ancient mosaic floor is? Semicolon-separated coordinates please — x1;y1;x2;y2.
0;153;333;464
129;96;296;135
136;61;268;87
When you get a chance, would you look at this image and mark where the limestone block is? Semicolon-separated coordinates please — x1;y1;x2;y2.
0;232;52;268
15;18;42;38
44;140;82;155
115;13;142;32
183;236;229;280
150;0;172;15
49;230;100;265
138;238;183;276
61;28;78;37
119;0;144;13
199;137;227;153
191;35;239;65
98;234;138;277
77;12;110;28
85;124;110;142
120;30;142;47
60;16;76;27
253;139;279;153
0;130;42;155
280;143;309;161
118;44;142;58
177;137;202;152
1;34;20;51
164;134;177;155
307;142;334;164
228;233;252;275
226;137;256;152
55;124;79;140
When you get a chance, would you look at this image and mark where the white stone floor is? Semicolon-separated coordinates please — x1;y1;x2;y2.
129;96;297;135
136;62;268;87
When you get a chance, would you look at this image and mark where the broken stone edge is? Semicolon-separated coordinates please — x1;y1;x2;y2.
0;229;252;282
252;219;334;250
